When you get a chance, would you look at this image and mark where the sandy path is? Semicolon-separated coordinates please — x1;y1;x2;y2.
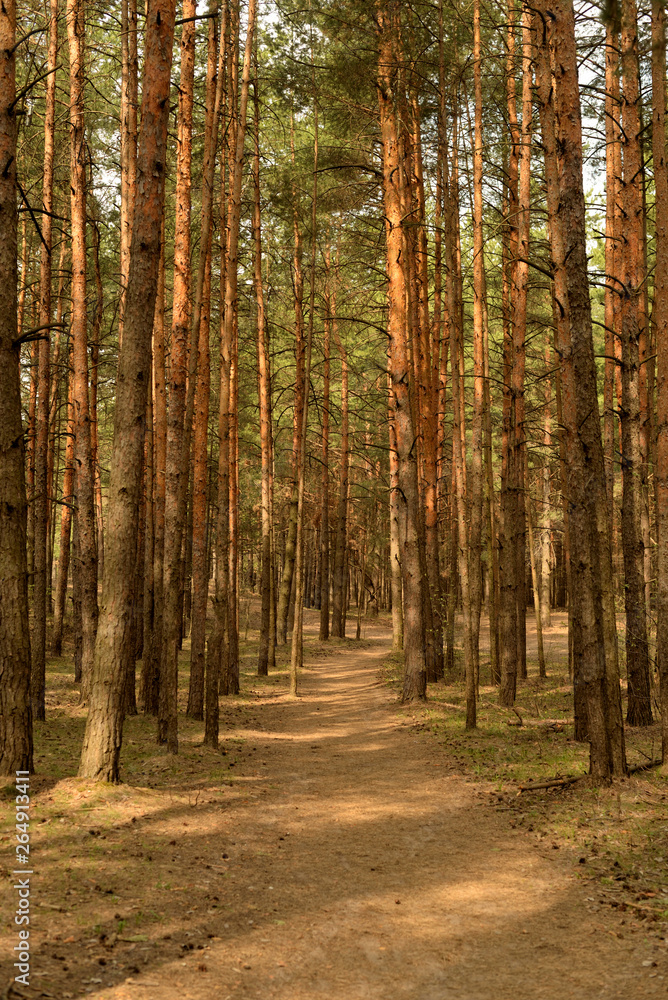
15;631;663;1000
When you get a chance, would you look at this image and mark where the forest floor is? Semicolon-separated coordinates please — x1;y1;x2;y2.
2;607;668;999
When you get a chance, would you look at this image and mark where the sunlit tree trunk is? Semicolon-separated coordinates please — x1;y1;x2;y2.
377;2;426;702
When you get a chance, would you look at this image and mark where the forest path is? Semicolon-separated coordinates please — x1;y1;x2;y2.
101;624;660;1000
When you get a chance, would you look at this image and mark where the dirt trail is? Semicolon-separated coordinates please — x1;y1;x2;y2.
87;629;659;1000
5;630;664;1000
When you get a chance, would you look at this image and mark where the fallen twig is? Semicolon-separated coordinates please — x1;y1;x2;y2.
518;775;583;792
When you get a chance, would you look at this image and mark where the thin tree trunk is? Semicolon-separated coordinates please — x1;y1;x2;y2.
31;0;58;721
619;0;652;727
188;13;218;717
159;0;196;751
68;0;98;701
142;369;154;710
210;0;256;718
90;216;105;583
525;455;546;678
144;232;166;716
540;336;552;631
604;20;620;514
330;306;349;640
651;0;668;766
119;0;138;343
276;110;306;646
254;42;274;676
469;0;485;695
513;3;532;683
388;396;404;653
499;0;520;707
289;43;319;692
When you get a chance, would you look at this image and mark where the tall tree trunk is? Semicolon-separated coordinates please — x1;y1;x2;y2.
319;251;332;641
51;350;75;658
388;384;404;652
276;110;306;646
254;43;274;676
188;12;219;717
330;303;349;640
143;233;166;716
619;0;652;726
469;0;485;694
159;0;196;750
68;0;98;701
210;0;256;715
0;0;33;775
535;0;585;730
604;19;620;515
142;369;154;710
512;3;532;683
78;0;177;782
119;0;138;343
499;0;520;707
547;0;626;779
377;3;426;702
540;336;552;631
31;0;58;721
525;455;546;678
90;215;105;583
289;53;319;691
651;0;668;766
